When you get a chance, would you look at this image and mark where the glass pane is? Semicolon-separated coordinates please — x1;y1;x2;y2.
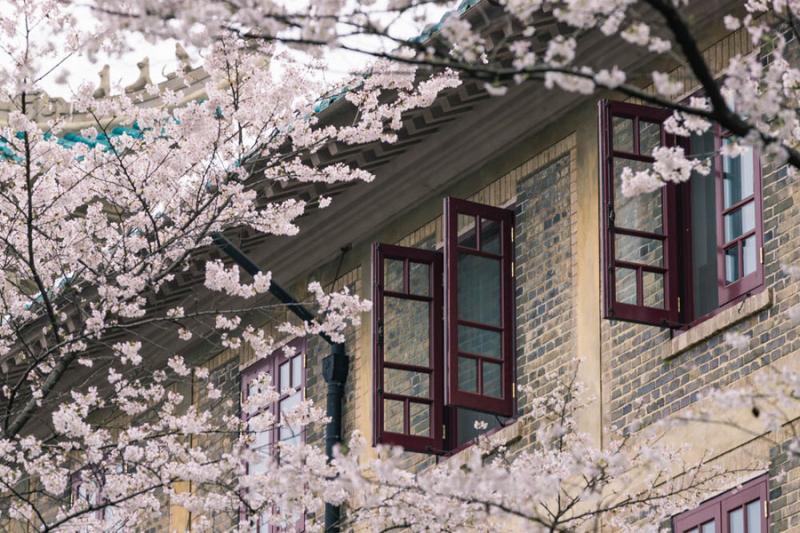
458;214;477;248
686;528;698;533
689;144;719;318
291;355;302;388
482;361;502;398
743;235;757;277
409;402;430;437
615;234;664;266
279;362;290;391
384;368;430;398
384;296;430;367
639;120;661;155
456;408;501;446
614;158;662;233
643;271;665;309
458;325;501;359
458;357;478;393
701;521;715;533
613;116;634;152
384;259;404;293
725;245;740;283
409;262;430;297
746;500;761;533
279;393;301;443
615;267;637;305
458;254;501;326
724;202;755;242
383;398;404;433
480;218;501;255
729;507;744;533
723;140;755;208
249;453;267;475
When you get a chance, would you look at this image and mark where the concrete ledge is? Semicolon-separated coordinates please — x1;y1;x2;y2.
664;289;773;360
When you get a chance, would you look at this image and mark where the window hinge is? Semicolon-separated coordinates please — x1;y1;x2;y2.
511;261;515;277
764;499;768;517
512;386;516;399
443;424;446;439
511;227;515;242
677;297;681;312
760;247;764;264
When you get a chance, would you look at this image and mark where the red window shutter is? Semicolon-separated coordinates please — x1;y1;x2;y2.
713;133;764;306
599;99;682;327
373;243;444;453
443;197;515;418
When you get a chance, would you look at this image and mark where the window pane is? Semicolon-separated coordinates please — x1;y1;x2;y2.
291;355;302;388
643;271;665;309
409;403;431;437
383;399;404;433
614;158;662;233
613;116;634;152
701;521;716;533
384;296;430;367
746;500;761;533
724;202;755;242
615;234;664;266
409;262;430;297
480;218;501;254
725;245;740;283
689;144;719;318
729;507;744;533
686;528;698;533
743;235;757;276
458;254;501;326
458;214;477;248
615;267;637;305
458;325;501;359
456;408;501;446
384;368;430;398
723;141;755;208
279;393;301;443
458;357;478;393
639;120;661;155
384;259;404;292
482;361;502;398
279;362;290;391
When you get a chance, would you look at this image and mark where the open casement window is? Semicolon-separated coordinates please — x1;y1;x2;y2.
673;474;767;533
373;243;444;453
599;100;681;327
444;197;515;417
240;338;306;533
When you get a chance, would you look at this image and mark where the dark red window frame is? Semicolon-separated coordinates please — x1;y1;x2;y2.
372;243;445;453
444;197;515;418
600;100;765;329
240;338;306;533
599;99;681;327
673;474;768;533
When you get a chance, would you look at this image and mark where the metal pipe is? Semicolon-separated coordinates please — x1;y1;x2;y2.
212;232;348;532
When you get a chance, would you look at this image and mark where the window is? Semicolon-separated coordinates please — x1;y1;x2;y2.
240;338;306;532
69;464;125;532
673;474;768;533
599;100;764;328
373;197;515;454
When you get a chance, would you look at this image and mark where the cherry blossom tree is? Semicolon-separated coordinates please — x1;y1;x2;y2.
0;0;798;531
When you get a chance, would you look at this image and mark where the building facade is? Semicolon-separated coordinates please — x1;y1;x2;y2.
4;0;800;531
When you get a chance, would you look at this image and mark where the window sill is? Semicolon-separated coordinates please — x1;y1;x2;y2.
663;289;772;360
443;419;522;465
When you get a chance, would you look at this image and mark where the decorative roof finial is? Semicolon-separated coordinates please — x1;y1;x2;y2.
93;65;110;99
125;57;151;94
176;43;192;73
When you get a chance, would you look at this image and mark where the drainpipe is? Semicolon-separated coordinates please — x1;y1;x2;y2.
212;234;348;532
